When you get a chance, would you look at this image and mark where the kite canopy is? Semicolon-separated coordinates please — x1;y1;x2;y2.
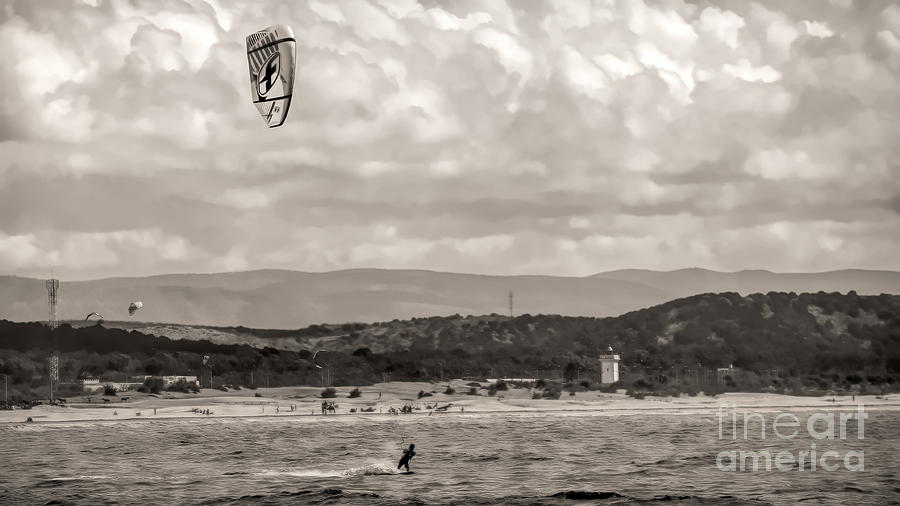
85;312;103;321
313;350;328;369
128;301;143;316
246;24;296;128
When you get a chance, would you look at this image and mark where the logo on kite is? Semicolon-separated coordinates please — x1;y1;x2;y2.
128;301;143;316
257;52;280;97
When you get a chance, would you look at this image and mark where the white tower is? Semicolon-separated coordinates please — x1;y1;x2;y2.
599;346;620;385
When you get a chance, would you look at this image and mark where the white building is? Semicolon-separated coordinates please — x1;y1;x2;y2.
80;378;102;393
598;346;620;385
134;375;199;387
717;364;735;385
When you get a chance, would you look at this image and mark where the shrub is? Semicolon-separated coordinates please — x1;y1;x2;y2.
254;392;263;398
534;379;546;389
495;380;508;391
467;387;479;395
444;386;455;395
541;386;562;399
466;382;481;387
321;387;337;398
418;390;432;399
634;378;653;389
626;389;647;399
143;377;165;395
579;380;592;390
598;381;622;393
167;379;200;394
348;388;361;398
103;384;117;396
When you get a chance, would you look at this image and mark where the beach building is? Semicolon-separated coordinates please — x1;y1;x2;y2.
133;375;199;387
598;346;620;385
80;377;102;393
717;364;735;385
108;382;142;392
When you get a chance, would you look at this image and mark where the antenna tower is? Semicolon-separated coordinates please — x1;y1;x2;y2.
46;275;60;401
46;276;59;330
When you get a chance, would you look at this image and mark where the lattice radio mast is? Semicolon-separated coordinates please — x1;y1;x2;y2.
46;273;60;401
46;274;59;330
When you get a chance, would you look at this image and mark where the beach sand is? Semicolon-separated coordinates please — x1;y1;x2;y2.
3;381;897;425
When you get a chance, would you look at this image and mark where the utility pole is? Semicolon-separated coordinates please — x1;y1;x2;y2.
509;290;514;318
48;355;58;403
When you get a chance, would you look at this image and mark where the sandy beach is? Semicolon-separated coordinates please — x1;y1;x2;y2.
3;381;898;425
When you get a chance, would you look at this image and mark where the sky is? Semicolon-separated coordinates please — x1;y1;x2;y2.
1;0;899;281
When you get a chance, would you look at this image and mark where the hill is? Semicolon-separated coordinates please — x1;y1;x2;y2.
1;291;898;400
2;268;898;328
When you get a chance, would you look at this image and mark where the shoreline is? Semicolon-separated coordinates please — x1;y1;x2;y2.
9;403;900;427
2;382;897;426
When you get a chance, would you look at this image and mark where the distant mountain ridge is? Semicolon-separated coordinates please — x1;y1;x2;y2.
1;268;897;328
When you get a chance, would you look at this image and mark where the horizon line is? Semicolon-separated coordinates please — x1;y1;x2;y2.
3;266;899;283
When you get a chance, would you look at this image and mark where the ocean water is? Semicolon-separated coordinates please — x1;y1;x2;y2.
1;411;897;505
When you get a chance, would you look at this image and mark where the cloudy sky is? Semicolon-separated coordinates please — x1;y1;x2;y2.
1;0;899;280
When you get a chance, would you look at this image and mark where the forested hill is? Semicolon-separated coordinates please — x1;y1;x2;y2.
222;290;898;375
2;292;898;398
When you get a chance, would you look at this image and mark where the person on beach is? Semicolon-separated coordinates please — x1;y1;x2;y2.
397;443;416;472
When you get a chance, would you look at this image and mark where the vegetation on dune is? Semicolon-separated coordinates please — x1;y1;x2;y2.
0;291;898;402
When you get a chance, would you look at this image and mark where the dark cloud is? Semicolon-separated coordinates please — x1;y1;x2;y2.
0;0;898;279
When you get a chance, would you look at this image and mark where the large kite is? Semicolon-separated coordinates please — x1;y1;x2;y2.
246;25;296;128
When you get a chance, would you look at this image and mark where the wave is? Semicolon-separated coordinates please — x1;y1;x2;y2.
203;488;383;505
202;488;766;505
254;462;400;479
548;491;626;500
33;475;112;488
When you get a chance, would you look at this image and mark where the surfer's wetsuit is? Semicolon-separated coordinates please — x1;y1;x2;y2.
397;444;416;472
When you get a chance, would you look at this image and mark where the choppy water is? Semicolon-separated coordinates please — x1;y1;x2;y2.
1;410;898;505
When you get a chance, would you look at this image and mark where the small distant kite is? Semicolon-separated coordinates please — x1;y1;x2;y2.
313;350;328;369
128;301;143;316
246;24;296;128
85;312;104;321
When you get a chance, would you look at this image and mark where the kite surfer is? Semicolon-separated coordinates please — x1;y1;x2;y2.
397;443;416;472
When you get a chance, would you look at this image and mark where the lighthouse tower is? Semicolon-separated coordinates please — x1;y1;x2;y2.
598;346;620;385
